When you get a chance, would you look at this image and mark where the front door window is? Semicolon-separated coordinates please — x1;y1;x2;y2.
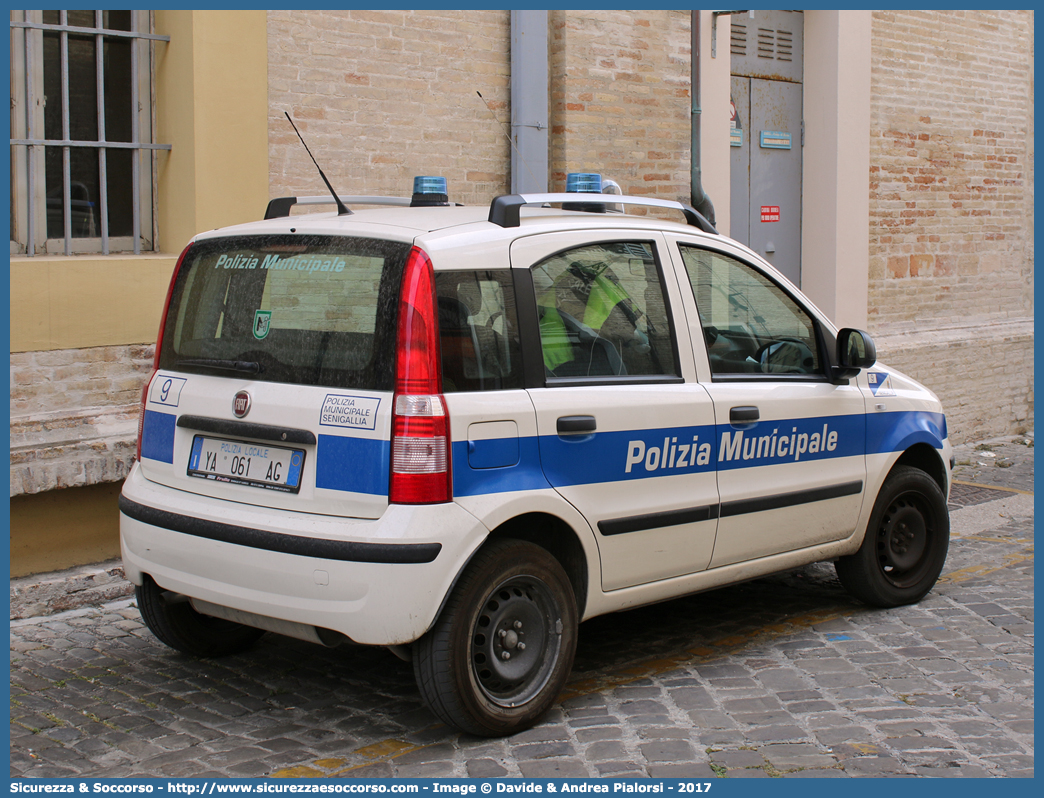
679;246;821;378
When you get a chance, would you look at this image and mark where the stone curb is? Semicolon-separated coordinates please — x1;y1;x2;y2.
951;431;1034;451
9;558;134;620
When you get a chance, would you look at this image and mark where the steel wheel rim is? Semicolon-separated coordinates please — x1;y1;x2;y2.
875;493;935;588
470;575;562;708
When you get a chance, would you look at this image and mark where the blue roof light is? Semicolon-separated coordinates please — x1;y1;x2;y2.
566;173;603;193
413;176;448;195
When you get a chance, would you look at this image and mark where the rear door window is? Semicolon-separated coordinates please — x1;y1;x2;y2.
530;241;679;380
159;235;411;390
434;270;524;392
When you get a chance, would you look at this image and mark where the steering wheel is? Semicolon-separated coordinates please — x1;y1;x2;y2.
755;337;815;373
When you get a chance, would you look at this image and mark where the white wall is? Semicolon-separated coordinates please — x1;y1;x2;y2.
700;10;733;236
801;10;872;328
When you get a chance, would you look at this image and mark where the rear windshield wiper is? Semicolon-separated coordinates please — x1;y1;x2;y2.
175;358;263;375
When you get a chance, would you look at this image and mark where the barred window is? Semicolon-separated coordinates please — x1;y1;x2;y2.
9;10;170;256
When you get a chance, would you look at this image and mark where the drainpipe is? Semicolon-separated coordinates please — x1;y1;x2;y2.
510;10;549;193
690;9;716;225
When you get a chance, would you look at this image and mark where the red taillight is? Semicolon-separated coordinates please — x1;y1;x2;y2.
153;243;193;370
137;243;193;462
136;379;151;463
390;247;451;504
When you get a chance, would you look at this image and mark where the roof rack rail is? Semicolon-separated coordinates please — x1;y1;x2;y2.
264;195;412;220
488;193;718;234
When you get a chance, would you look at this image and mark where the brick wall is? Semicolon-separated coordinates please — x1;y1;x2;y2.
549;10;692;202
267;10;695;209
10;345;154;495
267;10;511;206
868;10;1033;327
875;321;1033;443
868;10;1034;440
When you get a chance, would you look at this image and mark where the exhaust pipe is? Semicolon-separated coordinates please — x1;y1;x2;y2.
190;598;349;647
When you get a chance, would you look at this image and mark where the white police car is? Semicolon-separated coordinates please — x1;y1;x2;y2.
120;174;952;737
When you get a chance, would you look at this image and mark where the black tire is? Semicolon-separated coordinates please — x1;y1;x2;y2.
413;539;578;737
135;574;265;657
835;465;950;607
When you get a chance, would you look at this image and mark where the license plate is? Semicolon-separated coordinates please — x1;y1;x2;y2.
187;435;305;493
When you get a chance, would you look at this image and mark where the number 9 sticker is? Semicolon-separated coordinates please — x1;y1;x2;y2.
149;375;187;407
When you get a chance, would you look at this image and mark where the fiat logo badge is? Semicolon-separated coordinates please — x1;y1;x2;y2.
232;391;251;418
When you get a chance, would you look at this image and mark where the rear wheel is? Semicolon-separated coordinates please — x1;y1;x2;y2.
135;574;265;657
835;465;950;607
413;539;578;737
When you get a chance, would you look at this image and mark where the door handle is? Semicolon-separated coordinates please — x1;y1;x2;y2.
557;415;596;435
730;406;759;424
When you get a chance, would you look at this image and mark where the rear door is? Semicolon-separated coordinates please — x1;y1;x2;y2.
430;267;543;507
138;234;411;519
512;232;720;591
665;236;867;567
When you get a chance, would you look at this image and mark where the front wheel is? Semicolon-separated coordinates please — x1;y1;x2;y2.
413;539;578;737
835;465;950;607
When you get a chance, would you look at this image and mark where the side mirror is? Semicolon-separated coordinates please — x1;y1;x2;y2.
833;328;877;381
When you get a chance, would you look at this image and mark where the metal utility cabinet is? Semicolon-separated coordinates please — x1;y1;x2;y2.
729;10;803;287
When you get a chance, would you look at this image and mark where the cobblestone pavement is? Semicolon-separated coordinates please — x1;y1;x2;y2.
11;440;1033;779
951;433;1034;494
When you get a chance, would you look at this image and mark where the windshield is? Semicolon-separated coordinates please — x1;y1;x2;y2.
158;235;410;390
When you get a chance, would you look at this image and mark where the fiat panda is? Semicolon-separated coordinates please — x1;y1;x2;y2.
120;175;951;736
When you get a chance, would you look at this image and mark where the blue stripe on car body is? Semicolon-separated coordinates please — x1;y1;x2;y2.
315;434;390;495
453;438;551;497
310;410;948;497
141;410;177;464
467;436;521;470
866;410;947;456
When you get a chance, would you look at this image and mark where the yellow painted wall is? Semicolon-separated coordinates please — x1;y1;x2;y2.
10;10;269;356
155;10;270;257
9;255;177;352
9;11;270;576
10;483;124;577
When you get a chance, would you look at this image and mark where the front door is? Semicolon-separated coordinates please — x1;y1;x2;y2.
667;238;867;568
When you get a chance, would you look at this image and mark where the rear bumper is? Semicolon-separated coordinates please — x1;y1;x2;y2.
120;464;488;645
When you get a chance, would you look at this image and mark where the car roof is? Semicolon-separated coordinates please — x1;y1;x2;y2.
181;196;834;333
193;202;716;244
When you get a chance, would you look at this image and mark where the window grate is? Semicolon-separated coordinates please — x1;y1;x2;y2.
753;26;794;62
731;22;747;56
757;27;775;59
9;11;171;257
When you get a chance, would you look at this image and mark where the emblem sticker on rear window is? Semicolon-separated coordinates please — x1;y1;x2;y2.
320;394;381;431
253;310;272;340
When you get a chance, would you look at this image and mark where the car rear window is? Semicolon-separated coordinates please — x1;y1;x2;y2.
158;235;410;391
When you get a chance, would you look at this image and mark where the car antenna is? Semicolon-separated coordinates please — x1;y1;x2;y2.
476;91;541;190
284;112;351;216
